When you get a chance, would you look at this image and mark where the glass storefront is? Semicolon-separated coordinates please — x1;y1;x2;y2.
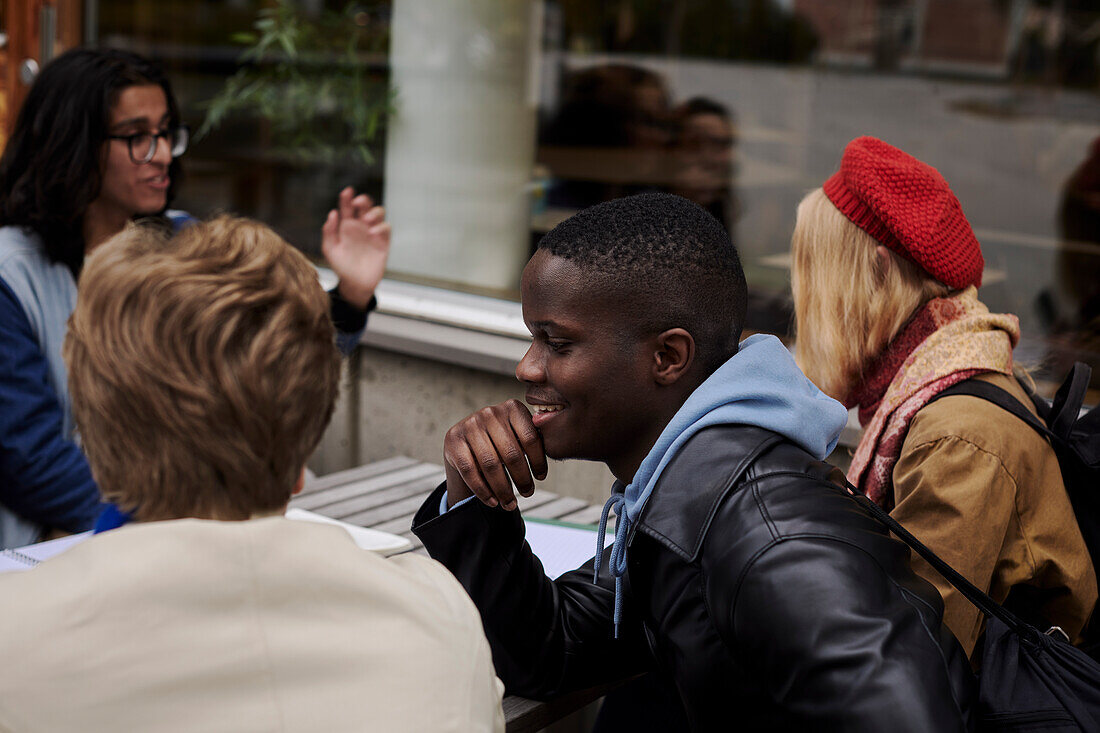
81;1;1100;392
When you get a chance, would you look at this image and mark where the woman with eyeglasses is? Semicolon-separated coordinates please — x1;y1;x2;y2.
0;48;390;548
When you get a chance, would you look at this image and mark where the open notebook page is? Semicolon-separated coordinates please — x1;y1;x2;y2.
523;518;614;580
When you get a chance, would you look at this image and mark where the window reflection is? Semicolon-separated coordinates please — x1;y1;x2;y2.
93;0;1100;392
1043;136;1100;388
671;97;738;236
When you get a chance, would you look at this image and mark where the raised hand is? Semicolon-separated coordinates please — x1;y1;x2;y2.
443;400;548;511
321;186;391;310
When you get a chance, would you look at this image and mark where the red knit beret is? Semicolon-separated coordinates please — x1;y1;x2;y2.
823;136;983;289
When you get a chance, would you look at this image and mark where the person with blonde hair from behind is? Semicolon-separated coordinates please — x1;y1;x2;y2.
791;136;1096;658
0;217;504;733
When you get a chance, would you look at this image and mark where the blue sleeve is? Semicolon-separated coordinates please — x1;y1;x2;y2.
440;491;476;515
0;277;102;531
328;289;375;356
166;209;199;231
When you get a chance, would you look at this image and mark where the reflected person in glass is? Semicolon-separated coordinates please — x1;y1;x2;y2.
670;97;738;238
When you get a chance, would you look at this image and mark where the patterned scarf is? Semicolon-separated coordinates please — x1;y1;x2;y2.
847;287;1019;507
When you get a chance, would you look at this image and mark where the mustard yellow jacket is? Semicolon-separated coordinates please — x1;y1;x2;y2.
892;371;1097;657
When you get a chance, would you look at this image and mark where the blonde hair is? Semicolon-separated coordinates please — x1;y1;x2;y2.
791;188;950;401
65;216;340;521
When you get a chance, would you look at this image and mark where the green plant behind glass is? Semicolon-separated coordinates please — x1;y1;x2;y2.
198;0;394;165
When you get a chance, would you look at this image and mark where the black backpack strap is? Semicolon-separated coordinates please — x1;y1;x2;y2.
927;378;1058;445
841;482;1045;645
928;364;1095;455
1048;363;1092;441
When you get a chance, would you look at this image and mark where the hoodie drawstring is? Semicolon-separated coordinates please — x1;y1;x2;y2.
594;491;630;638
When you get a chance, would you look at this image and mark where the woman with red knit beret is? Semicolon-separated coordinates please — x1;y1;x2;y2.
790;136;1096;658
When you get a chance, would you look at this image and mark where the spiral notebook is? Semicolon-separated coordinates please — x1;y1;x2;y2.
0;532;92;573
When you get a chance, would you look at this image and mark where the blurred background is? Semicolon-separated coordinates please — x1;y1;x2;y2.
3;0;1099;393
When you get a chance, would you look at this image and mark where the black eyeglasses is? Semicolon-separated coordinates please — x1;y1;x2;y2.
107;125;189;164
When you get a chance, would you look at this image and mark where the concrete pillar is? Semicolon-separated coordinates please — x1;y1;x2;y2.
384;0;540;294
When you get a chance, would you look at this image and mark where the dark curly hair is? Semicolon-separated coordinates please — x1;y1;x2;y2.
0;47;183;277
538;192;748;373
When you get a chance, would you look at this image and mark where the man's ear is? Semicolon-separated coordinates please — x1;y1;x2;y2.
653;328;695;386
292;468;306;496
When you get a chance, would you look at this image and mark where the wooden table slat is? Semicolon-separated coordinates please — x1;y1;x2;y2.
502;681;621;733
291;465;445;513
522;495;589;520
369;513;423;536
341;491;439;527
299;456;419;495
555;504;607;526
515;489;560;513
296;474;445;520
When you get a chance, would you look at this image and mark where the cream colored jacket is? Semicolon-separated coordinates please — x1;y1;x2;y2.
0;517;504;733
893;372;1097;657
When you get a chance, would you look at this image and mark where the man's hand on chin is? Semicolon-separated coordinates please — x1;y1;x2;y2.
442;399;548;511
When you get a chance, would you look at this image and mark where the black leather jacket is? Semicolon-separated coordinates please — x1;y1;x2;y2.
413;425;976;731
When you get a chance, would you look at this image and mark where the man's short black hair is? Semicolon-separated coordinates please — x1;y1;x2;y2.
538;193;748;374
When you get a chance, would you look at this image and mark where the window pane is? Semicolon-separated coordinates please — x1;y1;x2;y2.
97;0;1100;392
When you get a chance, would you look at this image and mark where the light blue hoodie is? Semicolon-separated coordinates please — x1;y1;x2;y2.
594;333;849;636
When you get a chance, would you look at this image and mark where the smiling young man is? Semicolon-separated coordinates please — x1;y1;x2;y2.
412;193;976;731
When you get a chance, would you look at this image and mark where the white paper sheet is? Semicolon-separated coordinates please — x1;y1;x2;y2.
0;531;92;573
285;508;413;555
523;518;614;580
0;554;34;573
0;510;414;576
